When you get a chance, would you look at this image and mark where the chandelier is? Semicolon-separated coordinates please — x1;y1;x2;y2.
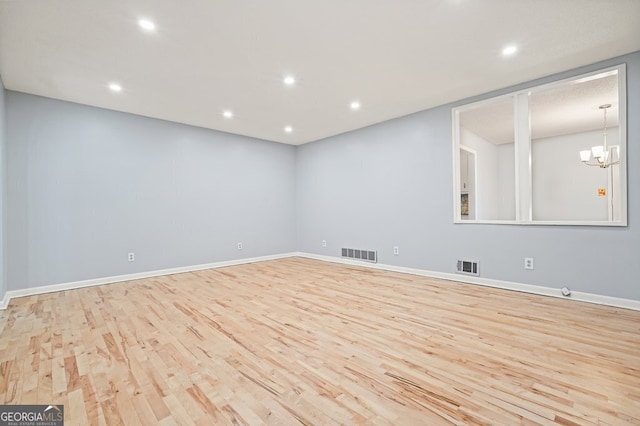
579;104;619;168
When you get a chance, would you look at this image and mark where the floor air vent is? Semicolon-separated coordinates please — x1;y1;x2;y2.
342;248;377;263
456;260;479;276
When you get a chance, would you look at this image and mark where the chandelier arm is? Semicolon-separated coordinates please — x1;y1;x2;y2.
580;104;616;168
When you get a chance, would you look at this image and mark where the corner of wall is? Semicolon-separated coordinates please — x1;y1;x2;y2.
0;73;7;304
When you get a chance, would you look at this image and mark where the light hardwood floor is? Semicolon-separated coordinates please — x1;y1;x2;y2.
0;257;638;425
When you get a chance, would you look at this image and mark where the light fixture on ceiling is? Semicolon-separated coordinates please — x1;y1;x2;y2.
350;101;361;110
138;19;156;31
283;75;295;86
502;45;517;56
284;126;293;133
108;83;122;92
223;110;233;119
579;104;619;168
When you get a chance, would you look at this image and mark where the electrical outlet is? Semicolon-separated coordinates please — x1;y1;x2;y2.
524;257;534;270
128;252;135;262
393;246;399;256
322;240;327;247
237;242;243;250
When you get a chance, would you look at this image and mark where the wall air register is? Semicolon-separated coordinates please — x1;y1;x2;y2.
342;248;377;263
456;260;479;276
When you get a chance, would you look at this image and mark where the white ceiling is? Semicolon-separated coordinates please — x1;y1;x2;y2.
1;0;639;145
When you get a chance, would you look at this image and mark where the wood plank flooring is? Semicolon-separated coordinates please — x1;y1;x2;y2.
0;257;638;425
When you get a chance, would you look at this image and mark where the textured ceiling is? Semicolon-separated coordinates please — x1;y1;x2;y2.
1;0;639;145
460;72;620;144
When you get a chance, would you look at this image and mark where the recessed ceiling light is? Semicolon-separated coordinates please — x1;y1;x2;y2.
284;126;293;133
223;110;233;119
283;75;296;86
108;83;122;92
350;101;361;110
138;19;156;31
502;45;517;56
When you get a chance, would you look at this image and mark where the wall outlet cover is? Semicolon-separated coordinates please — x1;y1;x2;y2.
524;257;534;270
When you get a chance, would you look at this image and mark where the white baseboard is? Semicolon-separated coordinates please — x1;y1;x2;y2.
0;252;296;310
294;252;640;311
2;251;638;311
0;290;8;310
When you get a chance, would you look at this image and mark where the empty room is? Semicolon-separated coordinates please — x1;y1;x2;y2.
0;1;639;424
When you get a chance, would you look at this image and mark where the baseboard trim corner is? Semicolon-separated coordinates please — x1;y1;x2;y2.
0;290;9;310
4;252;638;312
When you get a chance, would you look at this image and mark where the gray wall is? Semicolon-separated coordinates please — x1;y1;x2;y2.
296;51;640;301
7;93;296;291
0;76;6;300
5;52;639;302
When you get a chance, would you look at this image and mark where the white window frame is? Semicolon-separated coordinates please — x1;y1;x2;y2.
452;64;627;226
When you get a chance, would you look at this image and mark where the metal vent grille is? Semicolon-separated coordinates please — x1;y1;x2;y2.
456;260;479;276
342;247;377;263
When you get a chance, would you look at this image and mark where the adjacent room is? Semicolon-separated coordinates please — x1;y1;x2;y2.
0;1;639;424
